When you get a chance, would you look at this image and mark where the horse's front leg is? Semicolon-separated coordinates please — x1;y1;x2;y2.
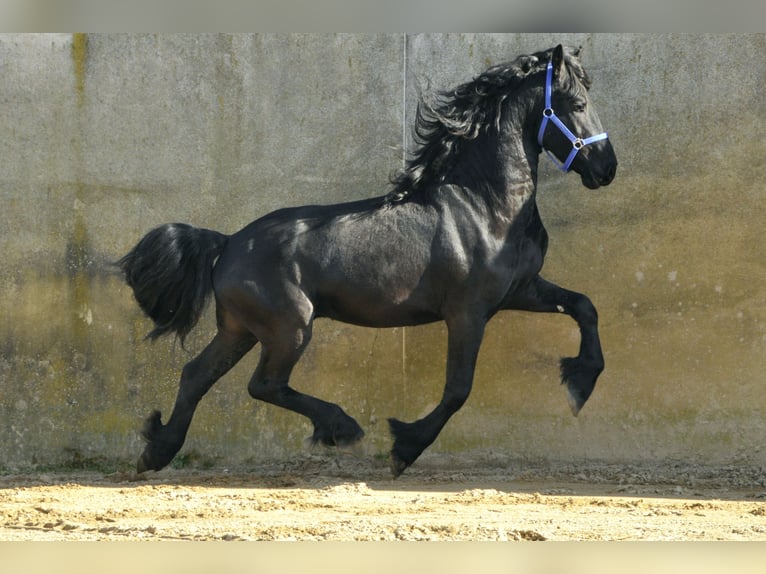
388;316;486;477
503;275;604;415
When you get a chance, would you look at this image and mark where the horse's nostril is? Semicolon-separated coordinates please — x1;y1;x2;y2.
600;163;617;185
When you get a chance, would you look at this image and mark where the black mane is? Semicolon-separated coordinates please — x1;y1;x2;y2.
387;46;589;204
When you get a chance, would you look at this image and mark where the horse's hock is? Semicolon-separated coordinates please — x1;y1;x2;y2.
0;34;764;475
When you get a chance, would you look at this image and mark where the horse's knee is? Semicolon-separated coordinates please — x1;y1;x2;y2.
572;294;598;327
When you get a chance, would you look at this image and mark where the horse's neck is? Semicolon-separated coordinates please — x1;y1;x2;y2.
470;131;540;224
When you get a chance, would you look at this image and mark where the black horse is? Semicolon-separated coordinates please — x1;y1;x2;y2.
119;44;617;477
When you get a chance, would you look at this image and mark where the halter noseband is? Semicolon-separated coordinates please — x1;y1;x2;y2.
537;60;608;172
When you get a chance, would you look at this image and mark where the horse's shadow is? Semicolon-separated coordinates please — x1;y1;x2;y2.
3;452;759;504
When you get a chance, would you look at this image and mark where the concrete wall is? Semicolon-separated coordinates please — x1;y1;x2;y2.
1;33;763;472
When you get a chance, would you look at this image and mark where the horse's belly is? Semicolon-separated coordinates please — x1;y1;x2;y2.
314;288;441;328
309;235;440;327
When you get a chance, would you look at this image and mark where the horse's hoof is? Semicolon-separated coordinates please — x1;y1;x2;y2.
136;454;149;474
136;440;176;473
566;390;581;417
389;452;409;479
335;423;365;447
560;356;600;416
310;415;365;448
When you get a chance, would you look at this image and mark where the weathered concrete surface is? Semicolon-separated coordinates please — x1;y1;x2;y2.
0;34;763;472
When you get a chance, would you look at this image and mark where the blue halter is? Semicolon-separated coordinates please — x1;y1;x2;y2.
537;60;608;172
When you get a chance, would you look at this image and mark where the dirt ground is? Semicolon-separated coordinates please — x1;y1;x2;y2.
2;453;766;541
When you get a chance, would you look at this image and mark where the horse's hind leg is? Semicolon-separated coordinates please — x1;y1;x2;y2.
247;323;364;448
503;275;604;415
137;321;256;473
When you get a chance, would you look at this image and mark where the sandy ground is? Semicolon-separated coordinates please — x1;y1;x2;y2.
2;453;766;542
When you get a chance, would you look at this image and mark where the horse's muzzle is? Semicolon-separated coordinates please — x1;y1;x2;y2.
597;161;618;187
581;160;617;189
579;139;618;189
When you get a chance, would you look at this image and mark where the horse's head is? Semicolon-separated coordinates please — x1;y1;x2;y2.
537;44;617;190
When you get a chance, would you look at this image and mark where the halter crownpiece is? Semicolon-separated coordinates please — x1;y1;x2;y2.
537;59;608;172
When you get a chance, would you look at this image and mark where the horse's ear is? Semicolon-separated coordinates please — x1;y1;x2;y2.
551;44;566;77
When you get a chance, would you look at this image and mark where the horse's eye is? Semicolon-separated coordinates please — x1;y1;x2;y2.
572;101;587;113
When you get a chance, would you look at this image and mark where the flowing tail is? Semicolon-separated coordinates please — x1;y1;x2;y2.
118;223;229;344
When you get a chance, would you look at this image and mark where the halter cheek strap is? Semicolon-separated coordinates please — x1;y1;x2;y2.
537;60;608;172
